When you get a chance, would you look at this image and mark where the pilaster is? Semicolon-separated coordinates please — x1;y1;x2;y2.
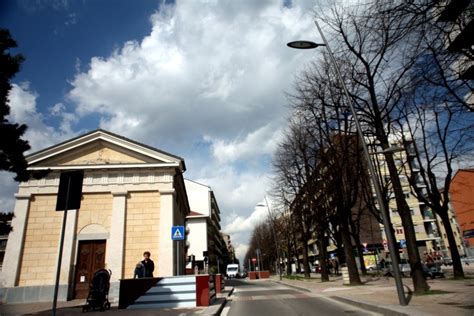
105;191;127;281
3;194;31;287
158;189;175;276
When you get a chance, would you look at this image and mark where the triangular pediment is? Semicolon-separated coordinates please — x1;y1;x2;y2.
26;129;185;171
35;140;156;166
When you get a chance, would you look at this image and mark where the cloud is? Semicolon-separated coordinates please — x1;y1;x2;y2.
67;1;316;150
4;1;321;259
220;198;273;263
7;83;76;152
64;1;318;258
0;84;78;208
206;121;284;165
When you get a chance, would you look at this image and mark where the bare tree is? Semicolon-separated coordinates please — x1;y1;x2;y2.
383;0;474;278
315;1;430;292
396;101;474;278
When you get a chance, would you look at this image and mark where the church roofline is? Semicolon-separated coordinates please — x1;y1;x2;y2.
26;129;186;172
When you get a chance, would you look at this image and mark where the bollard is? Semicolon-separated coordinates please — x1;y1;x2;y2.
341;266;350;285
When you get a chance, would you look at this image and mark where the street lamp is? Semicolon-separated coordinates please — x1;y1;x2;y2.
287;19;407;306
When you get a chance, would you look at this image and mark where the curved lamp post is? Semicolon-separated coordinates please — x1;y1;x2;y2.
287;19;407;306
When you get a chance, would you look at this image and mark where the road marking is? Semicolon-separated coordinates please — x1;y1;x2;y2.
221;300;231;316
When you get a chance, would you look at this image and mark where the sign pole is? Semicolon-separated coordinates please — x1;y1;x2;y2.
176;240;180;276
52;176;71;316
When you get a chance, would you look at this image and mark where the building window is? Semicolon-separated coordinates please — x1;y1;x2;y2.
396;228;404;234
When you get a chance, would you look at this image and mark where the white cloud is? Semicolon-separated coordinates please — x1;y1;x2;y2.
67;1;317;149
7;83;75;152
234;243;249;264
0;84;79;211
64;0;319;260
206;121;284;165
7;82;37;123
4;1;321;260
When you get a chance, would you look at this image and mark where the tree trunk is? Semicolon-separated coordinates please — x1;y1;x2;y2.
357;243;367;274
302;239;311;278
383;149;429;292
439;211;464;278
317;237;330;282
340;217;362;284
350;219;367;274
333;228;345;265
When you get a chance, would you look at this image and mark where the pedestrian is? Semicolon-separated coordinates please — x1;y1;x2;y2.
333;258;339;275
134;262;144;278
424;252;434;268
141;251;155;277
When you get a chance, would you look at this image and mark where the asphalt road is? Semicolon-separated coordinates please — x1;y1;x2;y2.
223;279;380;316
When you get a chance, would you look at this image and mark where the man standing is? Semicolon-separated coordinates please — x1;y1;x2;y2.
141;251;155;277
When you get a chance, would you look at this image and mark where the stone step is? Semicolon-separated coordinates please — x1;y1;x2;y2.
135;291;196;302
127;299;196;309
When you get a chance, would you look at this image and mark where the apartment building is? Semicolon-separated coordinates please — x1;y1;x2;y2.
449;169;474;254
371;138;441;255
184;179;227;273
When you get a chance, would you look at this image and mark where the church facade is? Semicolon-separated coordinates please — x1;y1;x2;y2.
1;129;190;303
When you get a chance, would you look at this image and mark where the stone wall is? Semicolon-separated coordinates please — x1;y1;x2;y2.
123;191;161;278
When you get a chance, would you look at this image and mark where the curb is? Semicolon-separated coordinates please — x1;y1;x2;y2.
331;296;409;316
272;280;311;292
201;297;226;315
201;286;234;315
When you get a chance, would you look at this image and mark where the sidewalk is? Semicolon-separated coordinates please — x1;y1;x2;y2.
0;287;232;316
271;265;474;316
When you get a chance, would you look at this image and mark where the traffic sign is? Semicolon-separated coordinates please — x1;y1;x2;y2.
171;226;185;240
252;258;257;263
400;239;406;248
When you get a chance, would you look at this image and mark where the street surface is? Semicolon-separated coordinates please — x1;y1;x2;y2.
223;279;381;316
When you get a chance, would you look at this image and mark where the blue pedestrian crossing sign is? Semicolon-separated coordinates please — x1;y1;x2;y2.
171;226;185;240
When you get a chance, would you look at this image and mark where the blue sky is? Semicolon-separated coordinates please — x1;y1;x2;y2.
1;0;161;128
1;0;319;260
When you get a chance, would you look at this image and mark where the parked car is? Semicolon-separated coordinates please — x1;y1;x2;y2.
238;270;247;278
366;264;378;271
440;257;452;266
423;264;444;279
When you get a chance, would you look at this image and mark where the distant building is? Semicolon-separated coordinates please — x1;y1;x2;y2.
184;179;226;273
371;137;442;255
449;169;474;254
221;233;235;264
434;191;465;257
1;130;190;304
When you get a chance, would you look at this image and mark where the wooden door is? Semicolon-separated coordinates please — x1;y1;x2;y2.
73;240;106;299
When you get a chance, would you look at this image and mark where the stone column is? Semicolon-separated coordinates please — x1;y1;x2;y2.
158;189;175;276
59;208;78;300
2;193;31;287
106;191;127;281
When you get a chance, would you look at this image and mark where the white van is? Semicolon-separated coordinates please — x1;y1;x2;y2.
226;264;239;278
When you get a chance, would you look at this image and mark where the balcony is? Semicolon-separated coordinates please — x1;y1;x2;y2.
422;210;436;221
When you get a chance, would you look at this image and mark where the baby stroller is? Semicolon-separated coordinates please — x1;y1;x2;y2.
82;269;112;312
